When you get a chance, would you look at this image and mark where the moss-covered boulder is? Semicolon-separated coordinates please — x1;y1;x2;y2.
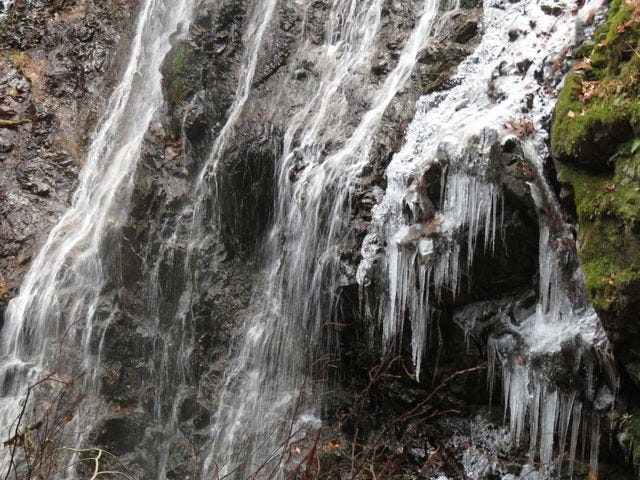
551;0;640;383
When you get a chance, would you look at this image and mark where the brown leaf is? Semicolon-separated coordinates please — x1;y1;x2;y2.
574;57;591;72
325;441;341;453
577;80;602;102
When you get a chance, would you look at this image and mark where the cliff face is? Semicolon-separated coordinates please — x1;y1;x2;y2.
97;2;489;476
0;0;638;478
551;0;640;386
0;0;138;311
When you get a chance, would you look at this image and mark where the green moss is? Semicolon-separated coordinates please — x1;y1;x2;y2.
163;42;197;106
551;0;640;169
552;0;640;315
557;152;640;312
551;73;637;168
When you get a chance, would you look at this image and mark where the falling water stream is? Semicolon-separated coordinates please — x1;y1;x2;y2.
0;0;619;478
0;0;196;472
202;1;460;476
359;0;613;477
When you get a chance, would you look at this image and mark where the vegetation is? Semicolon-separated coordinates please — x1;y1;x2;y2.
551;0;640;315
2;374;135;480
163;41;197;107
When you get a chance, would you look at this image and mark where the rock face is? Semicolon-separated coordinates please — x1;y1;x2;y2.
551;0;640;385
0;0;138;312
84;0;487;476
1;0;638;477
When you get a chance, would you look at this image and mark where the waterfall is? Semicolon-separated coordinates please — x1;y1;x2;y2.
0;0;195;473
147;1;281;476
0;0;624;477
201;0;459;477
358;0;614;476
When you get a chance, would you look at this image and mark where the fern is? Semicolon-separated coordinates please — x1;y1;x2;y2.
631;138;640;154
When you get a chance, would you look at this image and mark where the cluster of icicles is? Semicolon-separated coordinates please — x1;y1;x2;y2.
0;0;620;477
358;0;615;477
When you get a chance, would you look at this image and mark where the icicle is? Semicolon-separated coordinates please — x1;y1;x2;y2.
508;364;529;443
539;388;558;475
557;391;576;475
590;412;601;479
569;402;582;479
354;0;612;476
487;338;497;405
528;381;542;462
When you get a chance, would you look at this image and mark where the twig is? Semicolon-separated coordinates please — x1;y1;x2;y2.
623;40;640;59
0;119;32;128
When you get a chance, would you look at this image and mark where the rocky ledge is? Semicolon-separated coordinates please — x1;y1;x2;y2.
0;0;138;314
551;0;640;386
551;0;640;467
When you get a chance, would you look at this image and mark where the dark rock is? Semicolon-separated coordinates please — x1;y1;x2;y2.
92;413;147;456
516;58;533;75
0;0;138;310
541;4;563;16
455;20;479;44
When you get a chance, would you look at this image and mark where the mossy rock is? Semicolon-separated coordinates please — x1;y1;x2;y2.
551;73;636;170
552;0;640;383
551;0;640;171
162;40;199;107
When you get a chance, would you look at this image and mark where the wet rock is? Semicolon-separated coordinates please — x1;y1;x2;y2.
497;136;537;218
164;437;201;480
16;171;50;196
0;128;16;153
92;413;147;456
516;58;533;75
0;0;138;309
455;20;479;44
541;4;563;16
304;0;328;45
179;397;211;430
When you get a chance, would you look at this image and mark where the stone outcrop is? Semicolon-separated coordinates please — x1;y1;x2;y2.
551;0;640;468
551;0;640;386
0;0;138;314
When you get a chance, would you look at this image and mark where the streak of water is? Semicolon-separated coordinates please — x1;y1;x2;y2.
358;0;611;475
0;0;195;473
202;0;456;477
131;2;281;477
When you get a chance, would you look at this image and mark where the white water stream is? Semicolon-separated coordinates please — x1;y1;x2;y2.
0;0;620;478
202;0;459;477
0;0;195;473
358;0;612;477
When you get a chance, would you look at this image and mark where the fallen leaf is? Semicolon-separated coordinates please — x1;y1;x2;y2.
326;441;341;453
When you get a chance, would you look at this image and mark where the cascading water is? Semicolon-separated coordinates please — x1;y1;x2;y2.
0;0;626;478
358;0;615;477
202;0;461;477
0;0;11;18
142;1;281;476
0;0;195;473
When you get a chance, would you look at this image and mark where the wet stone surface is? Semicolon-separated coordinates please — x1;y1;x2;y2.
0;0;137;310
